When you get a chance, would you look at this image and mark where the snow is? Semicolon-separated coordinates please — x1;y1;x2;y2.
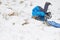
0;0;60;40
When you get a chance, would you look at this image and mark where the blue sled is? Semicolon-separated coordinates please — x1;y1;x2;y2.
47;21;60;28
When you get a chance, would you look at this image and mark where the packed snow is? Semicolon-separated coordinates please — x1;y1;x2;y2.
0;0;60;40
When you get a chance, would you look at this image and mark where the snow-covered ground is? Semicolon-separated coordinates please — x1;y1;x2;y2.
0;0;60;40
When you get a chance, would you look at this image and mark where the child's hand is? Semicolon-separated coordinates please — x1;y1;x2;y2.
32;16;38;19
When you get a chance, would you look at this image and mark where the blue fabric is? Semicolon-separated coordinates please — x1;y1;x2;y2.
32;6;41;11
32;11;45;17
47;21;60;28
32;6;45;21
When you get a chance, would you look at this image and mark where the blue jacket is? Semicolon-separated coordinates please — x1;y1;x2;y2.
32;6;45;21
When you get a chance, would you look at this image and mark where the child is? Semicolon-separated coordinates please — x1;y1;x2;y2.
32;2;52;24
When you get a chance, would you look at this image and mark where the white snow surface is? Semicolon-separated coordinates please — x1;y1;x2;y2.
0;0;60;40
